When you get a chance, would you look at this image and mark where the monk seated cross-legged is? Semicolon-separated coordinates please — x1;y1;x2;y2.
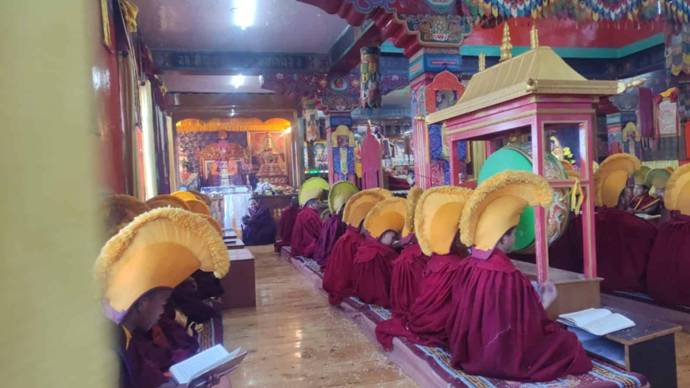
242;197;277;246
313;181;358;266
447;171;592;382
593;154;657;293
95;207;230;388
388;187;428;319
376;186;472;349
291;177;330;258
647;164;690;307
351;197;407;308
323;188;392;305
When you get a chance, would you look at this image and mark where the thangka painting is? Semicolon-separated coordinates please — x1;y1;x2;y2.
176;131;249;190
248;132;289;185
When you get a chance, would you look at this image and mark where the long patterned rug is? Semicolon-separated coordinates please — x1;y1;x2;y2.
286;251;649;388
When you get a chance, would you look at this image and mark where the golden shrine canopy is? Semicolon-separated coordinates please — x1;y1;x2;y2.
176;117;291;133
427;46;619;123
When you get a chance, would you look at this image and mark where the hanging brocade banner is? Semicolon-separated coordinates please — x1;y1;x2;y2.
577;0;644;21
360;47;381;109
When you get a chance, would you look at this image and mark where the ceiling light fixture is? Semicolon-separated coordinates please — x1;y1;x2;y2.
230;74;246;89
232;0;256;30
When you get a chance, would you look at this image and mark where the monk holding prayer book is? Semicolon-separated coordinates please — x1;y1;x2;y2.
447;171;592;382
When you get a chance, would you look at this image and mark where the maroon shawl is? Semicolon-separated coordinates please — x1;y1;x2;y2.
116;326;170;388
290;207;322;257
447;249;592;382
375;253;465;349
595;207;657;292
647;213;690;306
322;226;363;305
313;213;346;266
274;203;299;252
389;237;429;319
351;236;399;308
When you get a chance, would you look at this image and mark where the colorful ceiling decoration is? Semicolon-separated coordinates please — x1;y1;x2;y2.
666;24;690;76
664;0;690;23
175;118;292;133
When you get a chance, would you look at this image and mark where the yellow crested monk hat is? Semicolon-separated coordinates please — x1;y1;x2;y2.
664;164;690;215
594;153;641;207
402;187;424;238
363;197;407;238
633;166;651;186
328;181;359;214
94;208;229;323
298;177;330;206
146;194;190;210
342;188;392;227
102;194;150;238
646;168;671;190
461;172;553;251
415;186;473;256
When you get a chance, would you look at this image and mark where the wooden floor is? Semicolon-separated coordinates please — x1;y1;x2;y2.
223;245;415;387
224;245;690;387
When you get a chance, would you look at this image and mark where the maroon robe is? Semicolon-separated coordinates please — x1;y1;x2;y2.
447;248;592;382
274;203;299;252
313;213;346;266
116;326;170;388
290;207;322;257
647;212;690;306
596;207;657;292
322;226;363;305
376;253;465;349
389;237;429;319
351;236;399;308
548;214;584;273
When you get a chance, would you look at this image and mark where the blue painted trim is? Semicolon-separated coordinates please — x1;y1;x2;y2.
381;41;404;54
459;33;664;59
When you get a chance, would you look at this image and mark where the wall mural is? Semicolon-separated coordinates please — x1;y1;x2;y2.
176;129;290;190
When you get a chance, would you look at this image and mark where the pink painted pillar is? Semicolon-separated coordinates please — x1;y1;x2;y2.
579;119;598;279
531;118;549;283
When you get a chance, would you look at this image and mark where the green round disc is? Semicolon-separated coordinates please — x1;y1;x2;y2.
477;146;535;251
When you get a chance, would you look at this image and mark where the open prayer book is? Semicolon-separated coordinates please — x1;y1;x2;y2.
558;308;635;336
170;345;247;386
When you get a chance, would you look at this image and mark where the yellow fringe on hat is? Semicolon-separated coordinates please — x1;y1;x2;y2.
665;163;690;213
363;197;407;238
95;208;229;282
460;171;552;248
342;188;392;227
402;187;424;237
146;194;190;210
415;186;473;256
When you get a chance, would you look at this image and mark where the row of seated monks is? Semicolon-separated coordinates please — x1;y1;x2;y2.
550;154;690;308
99;191;232;388
280;171;593;382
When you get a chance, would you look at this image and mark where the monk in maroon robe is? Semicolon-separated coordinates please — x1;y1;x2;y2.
313;210;346;266
376;251;466;349
290;199;323;257
647;212;690;306
322;225;363;305
351;232;399;307
447;229;592;382
389;235;430;319
630;184;660;214
376;186;472;349
274;198;299;252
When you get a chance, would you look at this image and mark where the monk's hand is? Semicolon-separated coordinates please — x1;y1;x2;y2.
539;280;558;309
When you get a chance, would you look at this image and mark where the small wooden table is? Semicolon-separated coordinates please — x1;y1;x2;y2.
219;248;256;310
568;306;681;388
